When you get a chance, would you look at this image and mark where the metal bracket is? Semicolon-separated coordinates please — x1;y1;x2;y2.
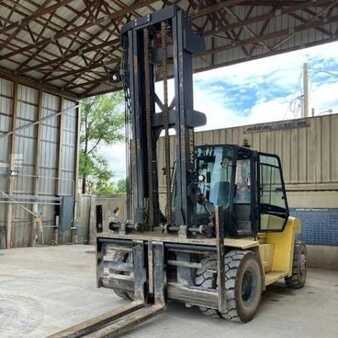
178;225;188;239
153;241;166;305
119;221;127;235
176;252;194;286
132;241;147;302
215;206;226;314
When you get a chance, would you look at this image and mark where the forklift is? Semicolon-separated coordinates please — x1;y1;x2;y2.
49;6;306;338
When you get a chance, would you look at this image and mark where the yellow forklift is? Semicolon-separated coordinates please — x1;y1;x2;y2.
49;6;306;338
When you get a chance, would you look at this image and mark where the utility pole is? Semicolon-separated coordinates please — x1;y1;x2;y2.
303;62;310;118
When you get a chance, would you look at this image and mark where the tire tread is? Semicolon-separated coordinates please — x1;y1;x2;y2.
196;250;259;322
285;241;307;289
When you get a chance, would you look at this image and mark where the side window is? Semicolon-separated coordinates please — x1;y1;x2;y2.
259;154;288;231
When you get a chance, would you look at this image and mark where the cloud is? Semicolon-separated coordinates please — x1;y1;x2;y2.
311;81;338;114
194;41;338;87
194;41;338;130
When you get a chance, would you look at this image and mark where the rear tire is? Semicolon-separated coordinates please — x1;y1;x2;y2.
195;250;263;322
285;241;307;289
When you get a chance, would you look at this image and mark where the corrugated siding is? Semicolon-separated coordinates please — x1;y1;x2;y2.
40;92;59;196
158;114;338;192
0;78;12;247
195;114;338;184
0;77;79;248
60;99;77;196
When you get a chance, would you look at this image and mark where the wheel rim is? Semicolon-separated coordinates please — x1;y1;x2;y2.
241;269;257;304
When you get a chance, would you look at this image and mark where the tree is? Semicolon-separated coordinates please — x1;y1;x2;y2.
115;178;127;193
95;177;127;195
80;92;124;193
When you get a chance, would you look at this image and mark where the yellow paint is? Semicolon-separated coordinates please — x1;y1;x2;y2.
264;271;288;286
223;238;259;249
258;244;274;273
262;217;301;276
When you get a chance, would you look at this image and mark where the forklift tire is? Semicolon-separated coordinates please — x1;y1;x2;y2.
195;256;220;319
111;251;134;301
195;250;263;323
285;241;307;289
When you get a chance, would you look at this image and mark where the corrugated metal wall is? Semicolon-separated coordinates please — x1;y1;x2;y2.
0;77;79;249
195;116;338;188
158;114;338;198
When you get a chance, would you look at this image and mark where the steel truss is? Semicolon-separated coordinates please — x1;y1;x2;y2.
0;0;337;98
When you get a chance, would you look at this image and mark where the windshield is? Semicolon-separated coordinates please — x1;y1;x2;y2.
195;146;234;218
171;145;253;227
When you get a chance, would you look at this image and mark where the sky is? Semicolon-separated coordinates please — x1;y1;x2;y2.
99;41;338;181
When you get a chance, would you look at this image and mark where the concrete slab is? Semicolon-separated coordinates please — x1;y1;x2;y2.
0;245;338;338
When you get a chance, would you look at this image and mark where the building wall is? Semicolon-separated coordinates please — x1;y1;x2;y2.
77;194;127;245
0;77;79;248
158;114;338;246
158;115;338;187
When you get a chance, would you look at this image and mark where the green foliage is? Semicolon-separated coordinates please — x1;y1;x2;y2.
79;92;125;194
95;178;127;195
115;178;127;193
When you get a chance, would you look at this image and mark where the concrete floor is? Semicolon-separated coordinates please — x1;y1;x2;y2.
0;245;338;338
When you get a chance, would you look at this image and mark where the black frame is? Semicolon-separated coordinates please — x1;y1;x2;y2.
194;144;289;236
195;144;260;236
257;152;289;232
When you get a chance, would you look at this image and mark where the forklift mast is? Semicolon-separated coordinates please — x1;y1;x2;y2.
121;6;206;231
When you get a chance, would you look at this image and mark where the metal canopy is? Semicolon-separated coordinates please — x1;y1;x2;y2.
0;0;337;99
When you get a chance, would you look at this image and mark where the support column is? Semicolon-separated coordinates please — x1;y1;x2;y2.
6;82;18;249
215;206;226;314
32;89;43;246
73;102;81;241
56;96;65;195
55;96;64;243
303;63;309;118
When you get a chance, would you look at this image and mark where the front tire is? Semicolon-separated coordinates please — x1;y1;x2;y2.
195;250;263;322
195;256;220;318
285;241;307;289
224;250;263;322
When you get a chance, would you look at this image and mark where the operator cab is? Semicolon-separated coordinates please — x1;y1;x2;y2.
194;144;289;237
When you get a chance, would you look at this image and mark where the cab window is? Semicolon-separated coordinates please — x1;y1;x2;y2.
259;154;288;231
